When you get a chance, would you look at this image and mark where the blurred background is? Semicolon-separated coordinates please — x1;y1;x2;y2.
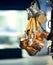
0;0;52;59
0;0;53;65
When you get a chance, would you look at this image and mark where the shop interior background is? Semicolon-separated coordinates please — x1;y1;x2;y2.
0;0;52;57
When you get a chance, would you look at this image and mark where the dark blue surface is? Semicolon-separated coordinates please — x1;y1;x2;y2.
0;48;22;59
0;0;33;10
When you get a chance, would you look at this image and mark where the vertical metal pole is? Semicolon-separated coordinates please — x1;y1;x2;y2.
51;8;53;53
